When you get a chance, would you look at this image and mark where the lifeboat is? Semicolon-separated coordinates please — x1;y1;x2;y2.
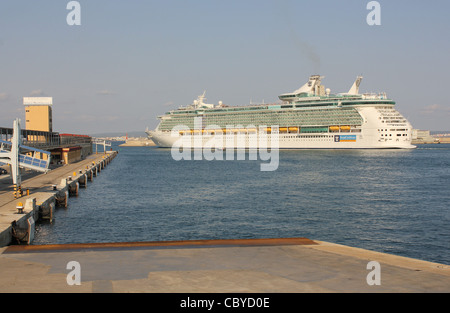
329;126;339;132
340;126;351;132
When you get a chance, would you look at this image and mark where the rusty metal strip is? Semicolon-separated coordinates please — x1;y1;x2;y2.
4;237;317;253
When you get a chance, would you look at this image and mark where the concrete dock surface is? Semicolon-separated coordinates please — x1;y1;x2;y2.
0;237;449;293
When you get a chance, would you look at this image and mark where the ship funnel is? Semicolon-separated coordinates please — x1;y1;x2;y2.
348;76;363;95
294;75;324;95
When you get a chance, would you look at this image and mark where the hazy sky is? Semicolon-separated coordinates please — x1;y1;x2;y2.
1;0;449;134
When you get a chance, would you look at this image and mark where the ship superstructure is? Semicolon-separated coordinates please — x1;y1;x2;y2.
146;75;415;149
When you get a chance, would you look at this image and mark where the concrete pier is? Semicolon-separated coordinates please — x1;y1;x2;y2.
0;238;449;293
0;151;118;246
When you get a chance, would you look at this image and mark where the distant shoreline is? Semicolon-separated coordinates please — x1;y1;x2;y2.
119;139;155;147
412;138;450;144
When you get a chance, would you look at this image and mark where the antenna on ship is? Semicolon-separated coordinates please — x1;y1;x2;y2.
193;90;206;108
200;90;206;100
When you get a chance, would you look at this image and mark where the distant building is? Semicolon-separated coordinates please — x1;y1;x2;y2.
21;96;93;164
412;129;438;144
23;97;53;132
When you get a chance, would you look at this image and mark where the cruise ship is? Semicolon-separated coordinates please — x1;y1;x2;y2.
146;75;415;149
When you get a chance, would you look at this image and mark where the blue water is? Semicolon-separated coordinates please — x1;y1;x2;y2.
34;143;450;265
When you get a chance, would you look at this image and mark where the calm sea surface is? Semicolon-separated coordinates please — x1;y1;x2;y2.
34;143;450;265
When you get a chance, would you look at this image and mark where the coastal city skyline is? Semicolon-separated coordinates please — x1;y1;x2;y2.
1;0;449;134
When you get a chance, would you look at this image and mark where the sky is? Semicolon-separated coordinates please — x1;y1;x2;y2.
0;0;449;134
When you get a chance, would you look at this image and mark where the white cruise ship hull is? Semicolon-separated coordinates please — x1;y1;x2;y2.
147;130;416;149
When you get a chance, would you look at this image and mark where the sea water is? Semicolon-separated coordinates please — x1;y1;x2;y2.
33;143;450;265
